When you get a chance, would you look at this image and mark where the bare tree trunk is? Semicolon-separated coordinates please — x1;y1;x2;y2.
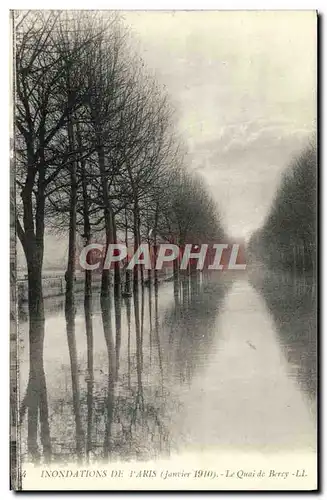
173;258;179;297
153;241;159;287
124;209;132;295
153;202;159;286
19;172;52;462
112;214;121;295
133;199;140;290
140;285;145;370
148;285;153;366
26;257;44;462
147;268;152;286
137;220;144;287
98;144;113;297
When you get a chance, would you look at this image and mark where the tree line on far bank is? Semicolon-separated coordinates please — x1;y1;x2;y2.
249;140;317;274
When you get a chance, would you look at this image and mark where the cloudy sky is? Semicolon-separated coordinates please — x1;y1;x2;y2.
123;10;317;239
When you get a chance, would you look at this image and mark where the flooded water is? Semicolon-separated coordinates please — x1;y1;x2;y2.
18;267;317;464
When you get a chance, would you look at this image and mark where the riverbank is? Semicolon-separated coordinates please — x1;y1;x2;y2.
17;269;174;304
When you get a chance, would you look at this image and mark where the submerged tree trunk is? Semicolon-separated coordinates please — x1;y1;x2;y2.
26;258;46;462
154;280;164;393
133;290;143;409
153;202;159;287
98;144;113;297
114;292;122;381
84;282;93;462
137;221;144;287
125;296;132;389
19;172;52;462
148;284;153;366
173;258;179;298
124;209;132;295
100;294;115;459
133;200;140;290
112;214;121;295
38;367;51;463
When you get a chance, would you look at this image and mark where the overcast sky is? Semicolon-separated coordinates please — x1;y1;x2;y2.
123;10;316;239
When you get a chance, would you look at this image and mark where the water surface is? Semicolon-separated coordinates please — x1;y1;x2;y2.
18;268;317;463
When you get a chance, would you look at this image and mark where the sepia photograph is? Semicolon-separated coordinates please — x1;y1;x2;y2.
10;8;317;491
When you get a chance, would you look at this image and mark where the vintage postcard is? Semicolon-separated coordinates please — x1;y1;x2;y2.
10;10;317;491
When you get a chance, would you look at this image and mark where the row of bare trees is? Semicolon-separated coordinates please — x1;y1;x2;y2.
14;10;223;461
15;10;223;301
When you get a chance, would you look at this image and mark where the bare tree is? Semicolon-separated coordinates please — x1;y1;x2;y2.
15;9;105;460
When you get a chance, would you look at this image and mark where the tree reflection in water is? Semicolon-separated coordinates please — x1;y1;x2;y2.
20;341;51;464
65;291;84;462
163;271;231;386
20;272;230;464
250;267;317;406
84;272;94;464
